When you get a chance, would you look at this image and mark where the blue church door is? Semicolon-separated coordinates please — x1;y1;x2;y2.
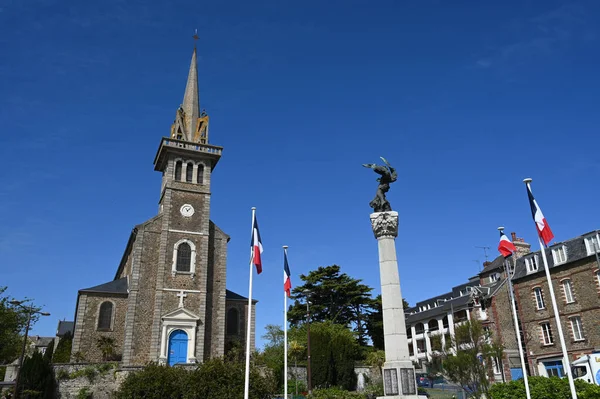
167;330;188;366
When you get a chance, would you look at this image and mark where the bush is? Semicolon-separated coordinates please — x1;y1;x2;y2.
307;387;365;399
16;351;56;399
489;376;600;399
115;358;276;399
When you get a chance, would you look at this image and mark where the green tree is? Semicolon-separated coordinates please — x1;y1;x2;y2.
16;351;56;399
42;339;54;363
288;340;305;396
294;321;358;390
0;287;30;364
257;325;285;392
52;332;73;363
439;319;503;399
287;265;375;346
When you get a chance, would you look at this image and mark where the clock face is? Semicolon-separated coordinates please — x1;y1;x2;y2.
180;204;195;217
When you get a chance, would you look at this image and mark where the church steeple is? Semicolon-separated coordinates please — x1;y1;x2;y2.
171;47;209;144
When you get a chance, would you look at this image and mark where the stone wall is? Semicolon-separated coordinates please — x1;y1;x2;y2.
53;363;142;399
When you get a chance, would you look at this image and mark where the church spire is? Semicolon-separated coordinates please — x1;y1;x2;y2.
171;46;209;144
181;47;200;140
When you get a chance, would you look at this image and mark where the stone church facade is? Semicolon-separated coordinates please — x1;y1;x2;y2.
70;48;256;366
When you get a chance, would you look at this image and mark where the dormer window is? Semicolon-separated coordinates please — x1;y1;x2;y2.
584;234;600;256
489;273;499;283
552;246;567;265
526;255;538;273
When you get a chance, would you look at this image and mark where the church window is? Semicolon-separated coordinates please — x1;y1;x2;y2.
227;308;239;335
176;243;192;272
97;302;113;331
175;161;182;181
197;164;204;184
186;163;194;183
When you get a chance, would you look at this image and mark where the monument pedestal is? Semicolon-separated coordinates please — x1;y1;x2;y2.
370;212;424;399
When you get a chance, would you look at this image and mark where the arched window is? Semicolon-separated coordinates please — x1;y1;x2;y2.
186;163;194;183
442;315;449;329
227;308;239;335
176;243;192;272
97;302;113;330
197;164;204;184
415;323;424;334
174;161;182;181
428;319;439;332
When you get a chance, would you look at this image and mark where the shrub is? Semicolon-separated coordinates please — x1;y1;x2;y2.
308;387;364;399
115;358;276;399
489;376;600;399
16;351;55;399
52;332;73;363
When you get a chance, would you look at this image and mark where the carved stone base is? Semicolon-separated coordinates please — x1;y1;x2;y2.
376;360;424;399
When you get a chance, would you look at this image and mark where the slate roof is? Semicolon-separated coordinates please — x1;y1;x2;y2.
512;230;599;281
79;277;128;295
30;336;54;347
406;294;472;324
226;289;258;303
480;255;506;275
56;321;74;337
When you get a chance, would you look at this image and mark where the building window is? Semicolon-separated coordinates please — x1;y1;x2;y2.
489;273;499;283
526;256;538;273
596;270;600;288
416;339;426;353
562;279;575;303
197;164;204;184
226;308;239;335
186;163;194;183
533;287;545;310
584;234;600;256
415;323;424;334
552;246;567;265
97;302;113;330
442;315;449;329
406;328;412;339
176;243;192;272
408;344;414;356
570;316;584;341
428;319;439;332
174;161;182;181
541;322;553;345
544;360;564;377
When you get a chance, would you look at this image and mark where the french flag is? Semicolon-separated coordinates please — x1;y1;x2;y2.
250;214;263;274
284;249;292;297
498;230;517;258
526;183;554;246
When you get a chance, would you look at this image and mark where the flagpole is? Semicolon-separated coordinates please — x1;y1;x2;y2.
523;179;577;399
244;207;256;399
499;226;531;399
283;245;289;399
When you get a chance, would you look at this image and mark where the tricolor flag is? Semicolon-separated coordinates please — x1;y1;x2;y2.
498;230;517;258
283;249;292;297
526;184;554;246
251;214;263;274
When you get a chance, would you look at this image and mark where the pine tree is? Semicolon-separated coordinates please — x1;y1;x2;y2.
52;332;73;363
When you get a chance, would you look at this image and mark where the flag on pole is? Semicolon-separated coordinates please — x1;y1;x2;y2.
498;230;517;258
251;214;263;274
526;184;554;246
284;249;292;297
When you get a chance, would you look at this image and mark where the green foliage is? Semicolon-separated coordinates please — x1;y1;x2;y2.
72;351;86;363
256;325;286;392
489;376;600;399
52;332;73;363
42;340;54;363
287;265;376;346
115;358;276;399
0;365;5;381
16;351;55;399
0;287;32;364
56;363;117;383
76;387;92;399
302;321;358;391
307;387;364;399
96;336;117;361
440;319;503;399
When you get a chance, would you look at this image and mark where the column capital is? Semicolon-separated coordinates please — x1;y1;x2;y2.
370;211;399;239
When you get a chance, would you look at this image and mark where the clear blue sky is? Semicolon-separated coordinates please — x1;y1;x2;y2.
1;0;599;348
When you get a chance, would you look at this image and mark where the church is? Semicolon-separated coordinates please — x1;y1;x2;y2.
70;47;255;366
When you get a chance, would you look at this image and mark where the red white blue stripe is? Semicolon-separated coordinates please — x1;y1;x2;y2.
526;184;554;246
250;214;263;274
284;249;292;297
498;230;517;258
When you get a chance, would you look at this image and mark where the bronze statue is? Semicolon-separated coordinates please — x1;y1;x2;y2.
363;157;397;212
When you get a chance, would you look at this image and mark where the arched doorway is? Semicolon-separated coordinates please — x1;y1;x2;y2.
167;329;188;366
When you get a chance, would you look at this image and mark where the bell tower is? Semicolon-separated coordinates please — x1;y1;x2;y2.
149;45;226;363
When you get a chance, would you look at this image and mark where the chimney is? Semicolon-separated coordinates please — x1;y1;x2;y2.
483;261;491;267
511;232;531;258
511;232;517;241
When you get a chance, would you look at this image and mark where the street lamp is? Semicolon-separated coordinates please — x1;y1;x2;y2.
9;299;50;398
302;289;312;395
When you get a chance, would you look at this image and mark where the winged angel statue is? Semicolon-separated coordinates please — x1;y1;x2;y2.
363;157;398;212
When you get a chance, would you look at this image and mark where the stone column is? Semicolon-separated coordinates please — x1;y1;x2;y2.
370;211;422;399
